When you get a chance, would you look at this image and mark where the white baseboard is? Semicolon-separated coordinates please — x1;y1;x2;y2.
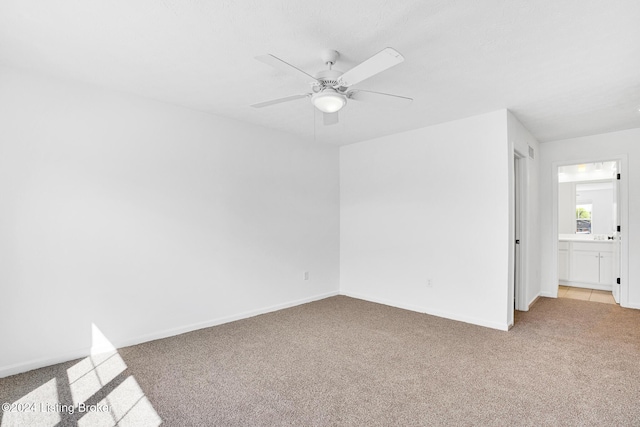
115;290;339;349
540;291;556;298
0;290;339;379
621;301;640;309
340;291;509;331
527;293;542;310
0;348;94;381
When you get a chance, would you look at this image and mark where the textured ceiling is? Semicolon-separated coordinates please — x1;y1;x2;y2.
1;0;639;145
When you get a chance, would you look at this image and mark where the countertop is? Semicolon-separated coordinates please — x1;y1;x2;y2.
558;235;613;243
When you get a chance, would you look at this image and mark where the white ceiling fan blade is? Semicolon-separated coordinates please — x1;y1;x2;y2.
255;54;319;83
337;48;404;87
323;112;339;126
251;94;309;108
348;89;413;108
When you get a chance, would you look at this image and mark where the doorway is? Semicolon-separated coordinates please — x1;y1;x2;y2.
556;160;622;304
510;150;528;327
514;155;521;310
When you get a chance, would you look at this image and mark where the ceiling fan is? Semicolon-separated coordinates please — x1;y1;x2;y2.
251;48;412;125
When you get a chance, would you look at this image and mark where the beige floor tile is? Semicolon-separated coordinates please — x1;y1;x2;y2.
559;286;617;305
589;292;616;304
564;288;592;300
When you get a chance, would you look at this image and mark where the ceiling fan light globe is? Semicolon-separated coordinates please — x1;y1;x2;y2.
312;90;346;113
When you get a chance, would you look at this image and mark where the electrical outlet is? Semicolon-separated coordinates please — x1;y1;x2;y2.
427;279;433;288
304;271;310;281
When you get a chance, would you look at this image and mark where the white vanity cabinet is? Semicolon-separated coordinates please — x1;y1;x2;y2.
559;240;613;290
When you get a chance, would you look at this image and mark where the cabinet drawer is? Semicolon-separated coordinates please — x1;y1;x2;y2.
573;242;612;252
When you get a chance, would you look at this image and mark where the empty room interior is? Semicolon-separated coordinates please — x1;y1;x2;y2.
1;1;640;426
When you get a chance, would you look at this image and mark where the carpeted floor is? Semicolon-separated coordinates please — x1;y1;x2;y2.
2;296;640;426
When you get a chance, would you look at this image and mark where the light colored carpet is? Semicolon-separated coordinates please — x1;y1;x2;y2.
2;296;640;426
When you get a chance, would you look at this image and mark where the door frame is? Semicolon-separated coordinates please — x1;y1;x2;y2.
509;148;529;327
514;151;528;312
551;155;629;306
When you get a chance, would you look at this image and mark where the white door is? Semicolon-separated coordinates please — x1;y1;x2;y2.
611;164;621;303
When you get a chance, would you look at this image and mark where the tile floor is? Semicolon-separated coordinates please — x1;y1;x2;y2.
558;285;616;304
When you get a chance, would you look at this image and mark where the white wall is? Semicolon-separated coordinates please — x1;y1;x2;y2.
340;110;511;330
539;128;640;306
558;182;576;234
507;111;541;311
0;66;340;377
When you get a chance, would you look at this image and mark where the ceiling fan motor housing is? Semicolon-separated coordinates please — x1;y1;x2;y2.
313;69;344;91
310;68;347;113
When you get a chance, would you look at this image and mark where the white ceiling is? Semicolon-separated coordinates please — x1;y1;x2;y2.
1;0;639;145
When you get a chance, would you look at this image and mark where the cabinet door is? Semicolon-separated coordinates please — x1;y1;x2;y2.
572;250;600;283
599;252;613;284
558;249;570;281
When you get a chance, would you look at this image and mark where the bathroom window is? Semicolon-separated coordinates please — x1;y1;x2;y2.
576;203;592;234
